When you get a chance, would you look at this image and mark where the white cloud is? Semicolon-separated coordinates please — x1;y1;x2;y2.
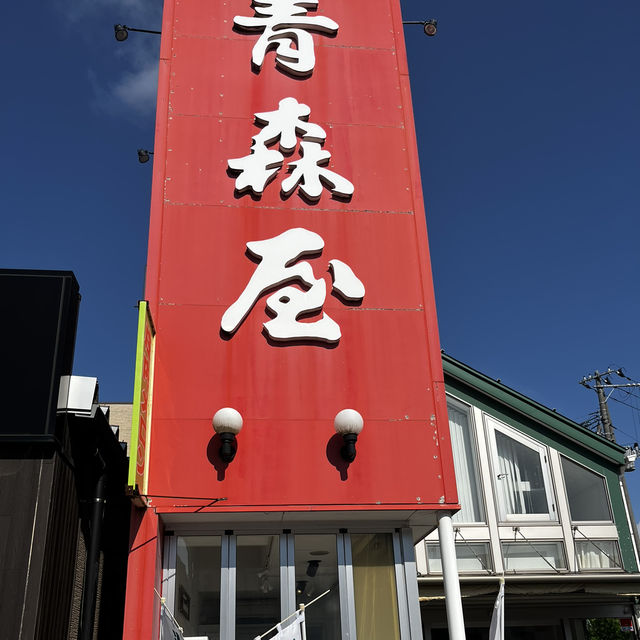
88;61;158;117
112;63;159;114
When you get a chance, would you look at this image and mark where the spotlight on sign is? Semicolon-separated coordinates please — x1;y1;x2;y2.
213;407;243;463
114;24;129;41
137;149;154;164
334;409;364;462
423;19;437;36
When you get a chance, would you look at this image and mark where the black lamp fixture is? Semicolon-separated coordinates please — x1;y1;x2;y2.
114;24;162;42
334;409;364;462
306;560;320;577
213;407;243;463
402;19;438;36
137;149;154;164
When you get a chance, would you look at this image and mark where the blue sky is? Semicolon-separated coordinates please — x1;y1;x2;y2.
3;1;640;508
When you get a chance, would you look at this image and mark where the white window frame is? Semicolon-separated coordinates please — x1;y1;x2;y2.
485;417;557;523
501;539;567;573
573;538;623;572
559;454;614;524
424;540;493;575
446;397;486;524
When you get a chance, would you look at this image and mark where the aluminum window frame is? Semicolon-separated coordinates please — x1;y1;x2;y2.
485;416;558;523
559;454;615;524
161;526;423;640
424;540;493;575
446;396;487;525
501;539;567;573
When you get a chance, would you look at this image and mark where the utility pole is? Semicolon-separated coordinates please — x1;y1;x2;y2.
594;370;615;441
579;367;640;442
581;367;640;572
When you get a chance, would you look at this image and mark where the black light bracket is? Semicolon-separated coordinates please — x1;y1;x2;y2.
402;19;438;36
219;432;238;463
114;24;162;42
340;433;358;462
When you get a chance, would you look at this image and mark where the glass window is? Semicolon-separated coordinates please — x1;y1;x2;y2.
575;540;621;570
236;535;280;640
448;402;484;523
502;541;566;571
561;456;612;522
351;533;401;640
487;419;555;521
426;542;492;573
294;534;341;640
175;536;222;639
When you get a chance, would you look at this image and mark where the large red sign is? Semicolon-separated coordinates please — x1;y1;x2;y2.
143;0;458;512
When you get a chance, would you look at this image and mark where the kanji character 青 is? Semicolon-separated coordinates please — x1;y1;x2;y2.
234;0;339;76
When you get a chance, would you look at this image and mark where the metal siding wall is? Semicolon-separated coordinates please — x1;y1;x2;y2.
35;452;79;640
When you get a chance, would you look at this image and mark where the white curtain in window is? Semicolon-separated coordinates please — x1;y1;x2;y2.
495;430;548;516
495;432;522;515
576;541;617;569
448;405;483;522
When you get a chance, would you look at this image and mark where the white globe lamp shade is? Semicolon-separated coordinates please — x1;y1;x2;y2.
213;407;243;435
334;409;364;436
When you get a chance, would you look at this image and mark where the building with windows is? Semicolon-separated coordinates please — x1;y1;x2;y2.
417;353;640;640
0;270;130;640
111;351;640;639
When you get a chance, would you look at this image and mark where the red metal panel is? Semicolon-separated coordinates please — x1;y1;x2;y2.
142;0;458;513
122;507;162;640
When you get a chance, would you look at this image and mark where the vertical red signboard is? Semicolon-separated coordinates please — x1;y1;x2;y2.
143;0;458;513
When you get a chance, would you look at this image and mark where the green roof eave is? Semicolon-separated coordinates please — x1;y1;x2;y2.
441;352;625;466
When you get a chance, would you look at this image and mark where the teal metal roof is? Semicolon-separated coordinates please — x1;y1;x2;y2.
442;351;625;466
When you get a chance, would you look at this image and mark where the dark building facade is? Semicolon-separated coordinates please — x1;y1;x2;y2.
0;270;130;640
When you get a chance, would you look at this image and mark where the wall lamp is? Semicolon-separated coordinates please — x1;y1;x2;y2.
402;19;438;36
137;149;154;164
334;409;364;462
114;24;162;42
213;407;243;463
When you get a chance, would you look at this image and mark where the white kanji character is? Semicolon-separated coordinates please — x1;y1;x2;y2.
221;228;364;344
234;0;339;76
228;98;329;195
264;279;340;342
281;141;354;200
253;98;325;151
227;143;284;194
329;259;365;301
221;228;326;335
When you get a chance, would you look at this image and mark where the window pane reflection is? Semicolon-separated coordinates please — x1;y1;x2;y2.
352;533;400;640
561;456;612;521
502;542;566;571
426;542;492;573
496;431;548;515
175;536;221;639
576;540;621;570
236;535;281;640
294;534;341;640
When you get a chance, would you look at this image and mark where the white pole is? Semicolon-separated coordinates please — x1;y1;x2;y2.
437;510;466;640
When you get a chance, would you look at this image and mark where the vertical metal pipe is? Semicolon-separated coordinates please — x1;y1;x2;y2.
437;511;466;640
79;460;106;640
